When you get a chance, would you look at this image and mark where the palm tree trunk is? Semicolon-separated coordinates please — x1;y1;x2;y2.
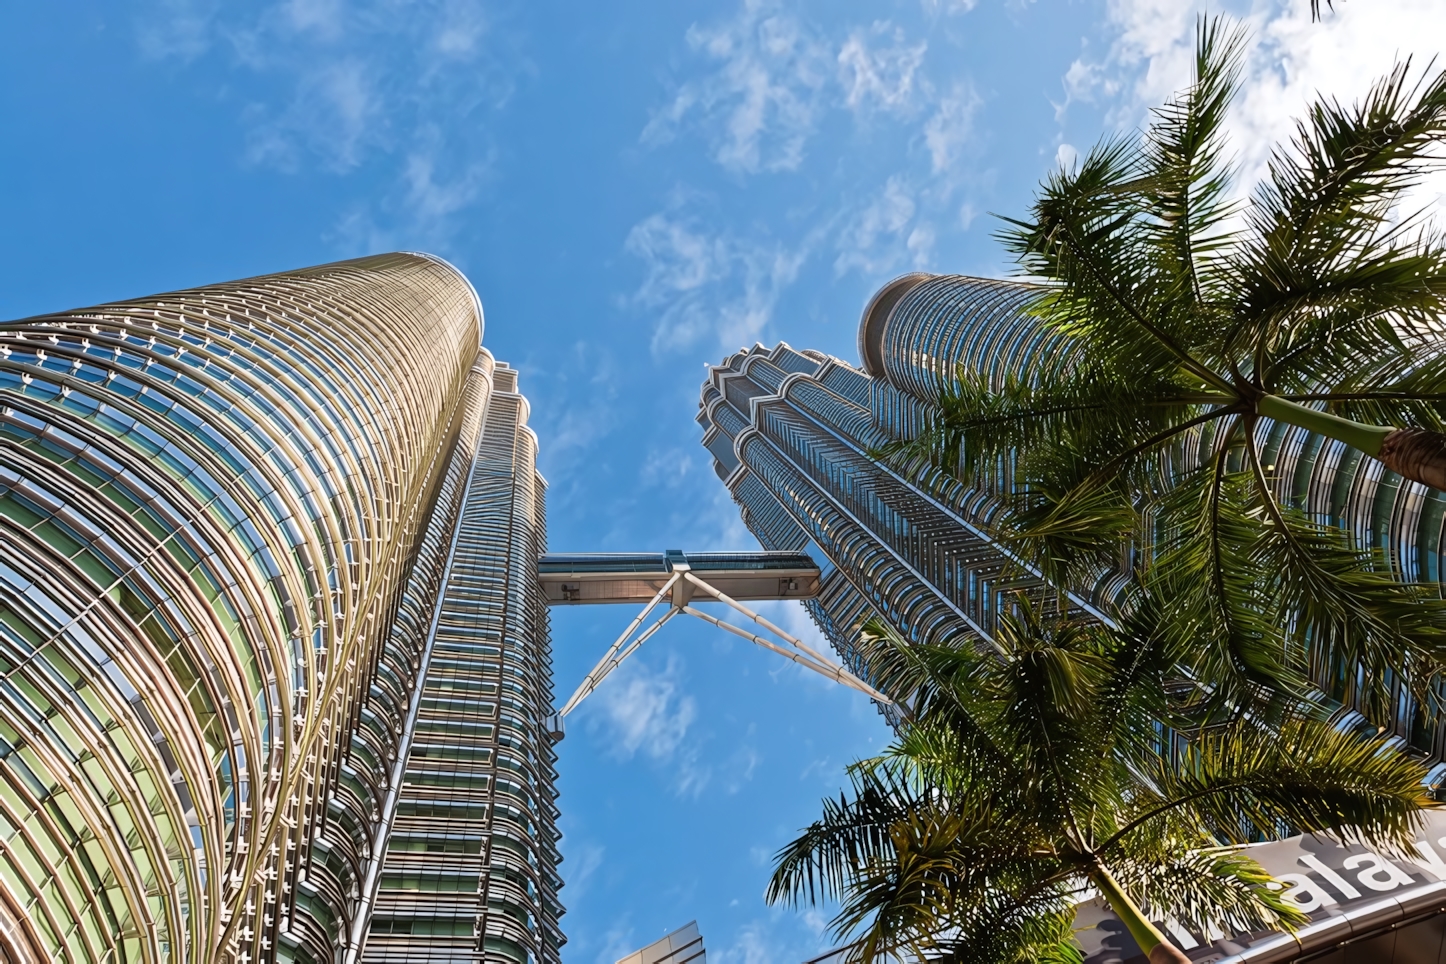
1090;861;1190;964
1257;395;1446;491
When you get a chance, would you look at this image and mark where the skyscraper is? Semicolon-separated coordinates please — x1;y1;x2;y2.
698;272;1446;757
0;254;560;964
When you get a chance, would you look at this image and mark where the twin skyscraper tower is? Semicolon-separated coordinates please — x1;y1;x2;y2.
0;255;556;964
3;254;1446;963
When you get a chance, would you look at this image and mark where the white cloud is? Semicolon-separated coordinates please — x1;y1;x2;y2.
404;142;490;229
1067;0;1446;215
625;203;810;354
246;58;380;171
594;923;641;964
519;340;623;486
698;479;760;552
280;0;346;38
645;4;943;173
723;744;761;793
136;0;218;61
770;599;835;665
797;754;837;784
711;922;776;964
1230;0;1446;211
644;0;831;174
589;654;698;764
136;0;504;245
635;2;997;301
834;175;930;276
641;447;695;488
837;23;927;115
710;918;835;964
434;0;489;57
564;843;606;901
923;83;980;174
1055;142;1078;171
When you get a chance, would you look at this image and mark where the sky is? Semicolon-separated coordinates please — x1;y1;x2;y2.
2;1;1445;962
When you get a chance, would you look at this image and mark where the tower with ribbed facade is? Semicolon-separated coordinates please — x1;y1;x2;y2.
0;254;561;964
698;272;1446;757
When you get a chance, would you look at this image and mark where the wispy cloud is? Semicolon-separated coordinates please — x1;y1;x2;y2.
1061;0;1446;215
594;922;642;964
245;58;381;171
279;0;347;39
564;843;606;902
710;916;836;964
134;0;508;247
723;741;761;793
136;0;219;61
582;653;719;798
920;0;978;13
625;199;811;354
711;922;776;964
923;83;981;174
589;654;697;762
644;3;941;175
643;0;831;174
632;0;996;333
641;447;696;489
837;23;927;115
833;175;933;276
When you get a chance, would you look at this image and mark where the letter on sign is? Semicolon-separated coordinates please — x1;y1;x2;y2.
1343;853;1414;892
1273;873;1338;912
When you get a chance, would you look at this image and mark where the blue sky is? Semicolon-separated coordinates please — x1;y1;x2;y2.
2;2;1443;962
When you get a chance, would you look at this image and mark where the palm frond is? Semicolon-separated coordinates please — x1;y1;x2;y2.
1231;59;1446;359
1231;425;1446;721
999;472;1139;587
880;363;1204;488
1108;841;1308;937
919;900;1084;964
768;765;920;908
1250;501;1446;724
1091;595;1190;764
851;619;997;740
1150;463;1296;702
1140;16;1247;311
1139;717;1434;852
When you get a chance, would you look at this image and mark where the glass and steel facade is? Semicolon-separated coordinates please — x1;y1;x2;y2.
699;272;1446;754
696;337;1094;689
361;362;562;964
613;921;705;964
0;254;561;963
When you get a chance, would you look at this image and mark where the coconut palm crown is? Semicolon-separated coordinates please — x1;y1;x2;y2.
767;613;1436;964
893;19;1446;722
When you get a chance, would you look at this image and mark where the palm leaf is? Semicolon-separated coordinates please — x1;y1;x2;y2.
1134;717;1434;852
1230;59;1446;363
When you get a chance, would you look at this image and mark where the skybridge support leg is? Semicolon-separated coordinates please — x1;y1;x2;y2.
681;571;857;678
558;573;679;717
555;568;892;721
679;605;891;704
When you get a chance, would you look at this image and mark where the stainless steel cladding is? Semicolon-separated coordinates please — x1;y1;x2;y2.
697;338;1083;694
0;254;561;963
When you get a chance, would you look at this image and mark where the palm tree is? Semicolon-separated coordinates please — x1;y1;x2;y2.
892;19;1446;721
768;613;1436;964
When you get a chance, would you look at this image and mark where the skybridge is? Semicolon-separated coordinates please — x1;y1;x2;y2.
538;550;888;736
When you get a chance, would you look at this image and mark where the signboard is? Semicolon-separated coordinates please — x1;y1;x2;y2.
1078;810;1446;962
